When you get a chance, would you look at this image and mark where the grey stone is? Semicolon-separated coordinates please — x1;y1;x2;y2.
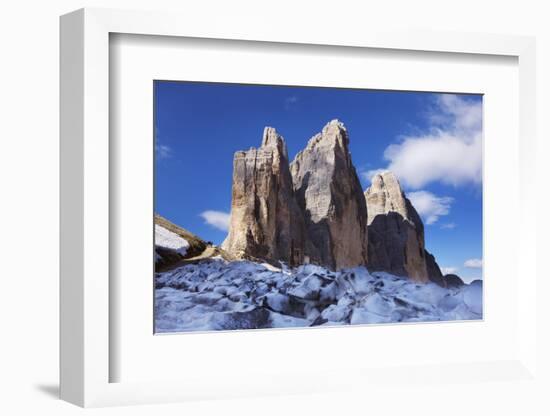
425;249;446;287
443;274;465;288
290;120;369;270
222;127;306;266
365;171;429;282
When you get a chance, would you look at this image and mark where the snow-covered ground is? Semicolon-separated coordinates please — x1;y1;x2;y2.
155;224;189;256
155;258;482;333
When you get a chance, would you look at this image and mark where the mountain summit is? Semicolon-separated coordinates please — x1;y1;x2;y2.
290;119;368;270
364;171;443;284
221;127;306;266
222;121;445;284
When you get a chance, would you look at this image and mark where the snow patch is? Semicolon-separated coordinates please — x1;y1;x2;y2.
155;224;189;256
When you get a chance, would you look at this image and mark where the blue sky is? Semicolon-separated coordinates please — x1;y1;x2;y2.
155;81;483;282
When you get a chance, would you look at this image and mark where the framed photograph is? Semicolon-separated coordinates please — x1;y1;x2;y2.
60;8;538;408
153;81;483;334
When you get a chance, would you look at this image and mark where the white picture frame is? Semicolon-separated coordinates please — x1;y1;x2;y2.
60;7;538;408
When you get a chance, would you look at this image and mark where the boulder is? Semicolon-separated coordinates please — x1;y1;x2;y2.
287;275;323;300
462;280;482;315
222;127;306;266
214;307;271;330
290;120;369;270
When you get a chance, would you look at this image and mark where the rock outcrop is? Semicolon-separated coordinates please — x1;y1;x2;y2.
221;121;448;283
155;214;234;272
290;120;369;270
222;127;306;266
425;249;445;287
155;214;207;271
365;171;432;283
443;274;465;288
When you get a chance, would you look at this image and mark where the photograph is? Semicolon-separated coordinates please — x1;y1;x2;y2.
153;81;483;333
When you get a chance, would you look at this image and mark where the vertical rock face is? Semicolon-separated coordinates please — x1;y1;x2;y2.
222;121;445;282
425;250;445;287
222;127;305;266
290;120;369;270
365;171;430;282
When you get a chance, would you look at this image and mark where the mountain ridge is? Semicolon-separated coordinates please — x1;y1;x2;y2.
219;120;453;284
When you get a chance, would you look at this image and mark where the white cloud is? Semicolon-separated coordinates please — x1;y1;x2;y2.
432;94;482;132
200;210;231;232
407;190;453;225
376;94;482;189
155;136;172;159
464;258;483;268
440;222;456;229
156;144;172;159
284;95;299;110
441;267;458;275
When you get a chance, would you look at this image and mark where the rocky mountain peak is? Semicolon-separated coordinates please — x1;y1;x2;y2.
222;128;305;266
323;118;347;134
222;120;445;283
290;120;368;270
366;171;418;227
298;119;350;158
364;171;446;284
261;126;288;159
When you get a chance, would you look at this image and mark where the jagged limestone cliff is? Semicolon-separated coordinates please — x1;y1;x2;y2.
221;127;306;266
364;171;444;284
290;120;368;270
222;121;445;284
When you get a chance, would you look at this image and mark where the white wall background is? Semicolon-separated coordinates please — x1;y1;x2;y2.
0;1;548;415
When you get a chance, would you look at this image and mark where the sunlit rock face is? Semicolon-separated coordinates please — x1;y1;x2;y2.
222;121;446;282
290;120;369;270
364;171;432;283
222;127;306;266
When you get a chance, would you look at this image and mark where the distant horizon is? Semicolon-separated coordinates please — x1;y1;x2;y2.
154;81;483;282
